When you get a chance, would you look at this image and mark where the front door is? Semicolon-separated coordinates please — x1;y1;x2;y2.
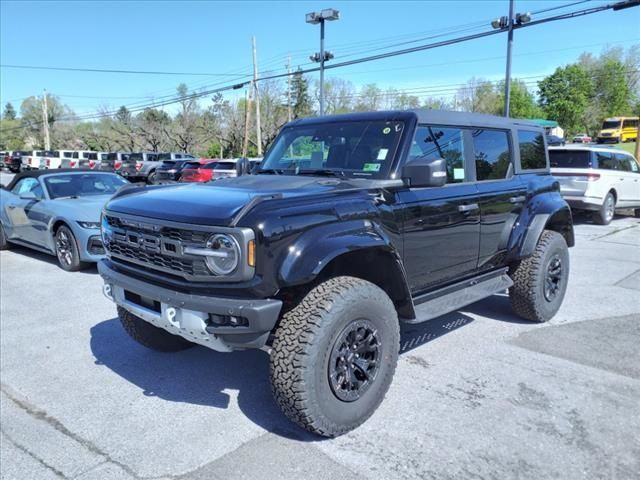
4;177;46;244
398;124;481;293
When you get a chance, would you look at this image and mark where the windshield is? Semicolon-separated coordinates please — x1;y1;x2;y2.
260;120;405;178
44;173;128;199
549;150;592;168
601;120;621;130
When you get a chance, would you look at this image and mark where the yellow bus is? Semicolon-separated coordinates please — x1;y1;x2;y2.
597;116;639;144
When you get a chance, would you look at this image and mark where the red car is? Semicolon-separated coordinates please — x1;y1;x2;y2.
179;159;238;183
179;159;218;183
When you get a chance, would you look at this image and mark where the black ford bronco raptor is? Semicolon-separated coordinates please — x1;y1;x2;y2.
98;110;574;437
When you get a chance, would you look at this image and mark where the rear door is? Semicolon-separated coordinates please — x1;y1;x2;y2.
398;124;481;292
472;127;527;271
615;153;640;207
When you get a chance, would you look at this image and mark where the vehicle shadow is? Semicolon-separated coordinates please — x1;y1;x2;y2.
4;244;99;274
90;307;485;440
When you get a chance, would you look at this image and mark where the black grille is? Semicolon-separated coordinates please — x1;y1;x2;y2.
105;215;210;278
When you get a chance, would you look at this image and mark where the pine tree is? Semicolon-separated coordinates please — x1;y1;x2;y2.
3;102;17;120
291;68;312;118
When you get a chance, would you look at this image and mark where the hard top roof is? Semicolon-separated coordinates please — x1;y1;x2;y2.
286;109;541;130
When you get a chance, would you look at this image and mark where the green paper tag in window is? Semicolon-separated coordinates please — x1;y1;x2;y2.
363;163;381;172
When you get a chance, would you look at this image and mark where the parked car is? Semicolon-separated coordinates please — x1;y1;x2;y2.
572;133;592;144
98;109;574;437
3;151;28;173
0;169;128;270
546;135;565;146
550;145;640;224
40;150;75;169
153;159;192;183
178;159;219;182
98;152;130;173
119;152;162;183
60;151;99;169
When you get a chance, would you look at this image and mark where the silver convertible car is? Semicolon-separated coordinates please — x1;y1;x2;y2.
0;169;128;270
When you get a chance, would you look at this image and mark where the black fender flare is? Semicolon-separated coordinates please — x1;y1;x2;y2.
277;219;413;315
506;198;574;262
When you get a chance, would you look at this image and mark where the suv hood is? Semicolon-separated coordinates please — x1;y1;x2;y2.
105;174;375;226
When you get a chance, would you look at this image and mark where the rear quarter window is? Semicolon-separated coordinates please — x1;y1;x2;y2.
550;150;592;168
518;130;547;170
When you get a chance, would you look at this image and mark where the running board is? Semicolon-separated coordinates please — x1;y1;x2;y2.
402;268;513;324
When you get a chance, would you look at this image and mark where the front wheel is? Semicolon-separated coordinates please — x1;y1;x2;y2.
146;171;157;184
509;230;569;323
55;225;90;271
0;223;10;250
270;276;400;437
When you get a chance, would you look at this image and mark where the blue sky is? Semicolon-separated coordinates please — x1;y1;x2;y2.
1;0;639;117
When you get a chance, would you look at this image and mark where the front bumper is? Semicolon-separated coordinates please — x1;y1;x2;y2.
98;260;282;351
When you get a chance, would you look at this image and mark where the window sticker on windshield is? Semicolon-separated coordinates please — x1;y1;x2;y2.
454;168;465;180
382;127;391;134
363;163;381;172
377;148;389;160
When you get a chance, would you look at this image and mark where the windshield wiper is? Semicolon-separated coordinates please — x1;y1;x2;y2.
296;169;345;178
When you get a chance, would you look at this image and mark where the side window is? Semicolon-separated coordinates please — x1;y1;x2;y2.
11;178;41;196
597;152;617;170
472;129;512;181
410;125;466;183
518;130;546;170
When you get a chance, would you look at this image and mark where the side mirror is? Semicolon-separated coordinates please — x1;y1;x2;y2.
401;157;447;188
19;191;39;201
235;157;249;176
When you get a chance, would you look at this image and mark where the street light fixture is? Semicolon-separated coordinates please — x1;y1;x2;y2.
306;8;340;116
491;0;532;117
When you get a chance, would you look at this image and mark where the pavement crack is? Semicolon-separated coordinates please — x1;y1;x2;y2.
1;427;67;479
0;383;150;480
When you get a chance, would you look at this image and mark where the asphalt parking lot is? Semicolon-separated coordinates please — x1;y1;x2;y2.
1;170;639;480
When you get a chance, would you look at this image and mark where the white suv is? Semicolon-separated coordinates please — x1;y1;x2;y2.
550;145;640;224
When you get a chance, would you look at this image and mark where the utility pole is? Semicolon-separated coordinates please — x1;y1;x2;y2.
242;87;252;158
252;36;262;156
287;54;292;122
42;89;50;150
504;0;515;117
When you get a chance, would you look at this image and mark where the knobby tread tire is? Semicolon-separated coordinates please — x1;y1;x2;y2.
270;276;399;437
509;230;569;323
117;306;194;352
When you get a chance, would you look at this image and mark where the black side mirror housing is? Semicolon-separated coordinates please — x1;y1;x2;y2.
236;157;250;177
401;157;447;188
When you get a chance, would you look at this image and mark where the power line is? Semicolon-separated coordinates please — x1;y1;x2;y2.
1;0;636;133
0;64;254;77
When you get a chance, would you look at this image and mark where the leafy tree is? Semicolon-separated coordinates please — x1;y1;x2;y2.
137;108;170;151
353;84;382;111
19;94;69;147
456;78;500;114
3;102;17;120
538;64;594;135
291;68;312;118
496;79;544;119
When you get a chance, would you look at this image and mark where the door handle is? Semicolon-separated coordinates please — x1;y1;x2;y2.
458;203;479;213
7;205;16;209
509;196;526;203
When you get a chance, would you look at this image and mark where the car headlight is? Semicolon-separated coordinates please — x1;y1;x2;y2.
203;234;240;275
77;221;101;229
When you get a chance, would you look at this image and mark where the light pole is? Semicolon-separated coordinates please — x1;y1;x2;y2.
306;8;340;116
491;1;531;117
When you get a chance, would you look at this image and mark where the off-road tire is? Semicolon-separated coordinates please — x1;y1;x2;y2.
593;192;615;225
270;276;400;437
54;225;90;272
634;209;640;218
146;170;157;184
509;230;569;323
0;223;10;250
117;306;194;352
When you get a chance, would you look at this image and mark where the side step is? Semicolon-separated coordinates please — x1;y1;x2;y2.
402;268;513;324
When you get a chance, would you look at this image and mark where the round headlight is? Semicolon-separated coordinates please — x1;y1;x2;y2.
204;234;240;275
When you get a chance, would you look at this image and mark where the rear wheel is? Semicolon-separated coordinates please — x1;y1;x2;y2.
270;276;400;437
593;192;615;225
117;307;194;352
55;225;90;271
147;170;157;184
509;230;570;323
